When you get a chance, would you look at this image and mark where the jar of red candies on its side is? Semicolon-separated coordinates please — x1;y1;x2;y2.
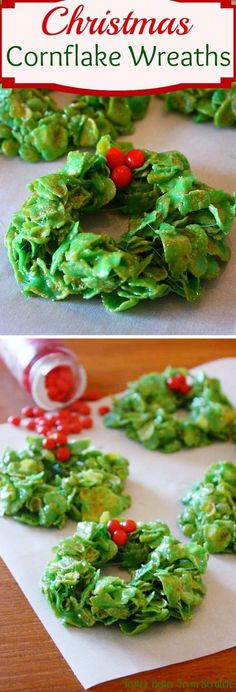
0;338;87;410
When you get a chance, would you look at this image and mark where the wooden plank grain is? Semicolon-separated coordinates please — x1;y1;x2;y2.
0;338;235;692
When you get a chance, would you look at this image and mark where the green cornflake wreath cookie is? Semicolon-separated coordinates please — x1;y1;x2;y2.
104;367;236;452
0;436;130;528
178;460;236;553
0;87;150;161
41;516;208;635
160;85;236;127
6;135;236;312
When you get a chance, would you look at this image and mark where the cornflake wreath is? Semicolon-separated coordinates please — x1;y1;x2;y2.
178;460;236;553
6;135;236;313
0;436;130;528
1;86;236;163
104;367;236;451
0;88;150;161
41;515;208;635
160;84;236;128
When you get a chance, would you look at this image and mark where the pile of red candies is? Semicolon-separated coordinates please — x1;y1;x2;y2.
106;146;145;189
7;391;111;462
45;364;75;403
167;373;192;395
107;518;137;546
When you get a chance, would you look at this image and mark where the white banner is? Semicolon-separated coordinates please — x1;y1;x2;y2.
1;0;235;93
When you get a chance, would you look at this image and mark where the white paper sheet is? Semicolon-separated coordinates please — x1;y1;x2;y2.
0;96;236;335
0;357;236;689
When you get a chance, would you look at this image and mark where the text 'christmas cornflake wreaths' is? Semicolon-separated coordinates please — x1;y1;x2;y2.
41;516;208;635
0;88;150;161
104;367;236;451
0;436;130;528
178;460;236;553
160;84;236;128
6;136;236;313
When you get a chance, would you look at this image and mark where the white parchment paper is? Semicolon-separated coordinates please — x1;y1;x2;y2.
0;96;236;335
0;358;236;689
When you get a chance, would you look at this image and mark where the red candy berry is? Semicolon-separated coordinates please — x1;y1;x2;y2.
42;437;57;450
69;401;88;414
57;409;70;419
35;417;51;429
7;415;21;426
106;147;125;170
76;403;91;416
53;432;68;445
54;417;65;427
125;149;145;169
47;414;58;423
81;390;102;401
111;165;133;189
107;519;121;534
112;529;128;546
68;423;82;434
55;446;71;462
98;406;111;416
36;424;50;435
55;424;70;435
107;518;136;544
32;407;45;417
179;382;192;394
167;374;184;391
167;373;192;395
121;519;137;533
81;417;93;429
21;406;34;417
68;401;81;413
24;419;36;431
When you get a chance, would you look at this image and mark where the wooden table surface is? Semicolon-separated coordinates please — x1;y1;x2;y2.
0;338;235;692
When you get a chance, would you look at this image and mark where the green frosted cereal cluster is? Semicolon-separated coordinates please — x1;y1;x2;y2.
2;86;236;165
160;85;236;127
41;519;208;634
0;88;59;161
178;460;236;552
0;436;130;527
6;136;236;312
0;88;150;161
104;368;236;451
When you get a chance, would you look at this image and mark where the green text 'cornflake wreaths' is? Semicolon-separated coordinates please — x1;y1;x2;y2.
0;436;130;528
41;516;208;635
178;460;236;553
0;87;150;161
6;136;236;313
104;368;236;452
160;85;236;127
